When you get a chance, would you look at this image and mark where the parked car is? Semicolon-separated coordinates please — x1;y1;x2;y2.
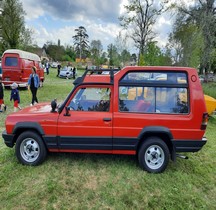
2;66;208;173
59;66;73;79
51;62;58;68
199;75;205;83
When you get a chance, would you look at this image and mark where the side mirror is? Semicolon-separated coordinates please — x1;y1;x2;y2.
50;99;57;113
64;106;71;116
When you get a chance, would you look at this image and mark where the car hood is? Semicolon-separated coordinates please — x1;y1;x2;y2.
12;102;56;114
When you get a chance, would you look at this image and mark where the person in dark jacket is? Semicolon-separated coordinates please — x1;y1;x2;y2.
0;77;6;112
10;82;21;112
28;66;40;106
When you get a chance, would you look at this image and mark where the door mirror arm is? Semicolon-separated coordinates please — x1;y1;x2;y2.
64;106;71;116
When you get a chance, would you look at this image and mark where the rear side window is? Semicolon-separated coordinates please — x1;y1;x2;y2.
5;57;18;66
119;71;189;114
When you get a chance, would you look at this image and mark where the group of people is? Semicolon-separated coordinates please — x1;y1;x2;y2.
0;66;40;112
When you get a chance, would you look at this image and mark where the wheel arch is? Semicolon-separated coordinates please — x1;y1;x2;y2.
137;126;175;161
12;122;45;144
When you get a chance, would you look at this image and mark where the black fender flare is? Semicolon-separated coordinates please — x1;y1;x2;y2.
13;122;45;135
138;126;176;161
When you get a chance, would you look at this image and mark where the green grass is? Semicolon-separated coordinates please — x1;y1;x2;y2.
0;69;216;209
202;82;216;98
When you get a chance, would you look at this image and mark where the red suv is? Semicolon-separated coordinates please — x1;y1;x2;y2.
2;66;208;173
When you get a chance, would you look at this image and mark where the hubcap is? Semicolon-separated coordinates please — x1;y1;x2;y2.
20;138;40;163
145;145;165;170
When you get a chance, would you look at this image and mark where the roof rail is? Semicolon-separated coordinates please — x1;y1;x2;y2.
73;68;120;86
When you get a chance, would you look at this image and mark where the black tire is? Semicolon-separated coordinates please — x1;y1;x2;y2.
138;137;170;173
15;131;47;166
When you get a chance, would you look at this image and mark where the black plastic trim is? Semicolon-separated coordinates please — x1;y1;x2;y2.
113;137;137;150
138;126;173;140
2;130;15;148
43;136;58;148
172;139;207;152
13;122;45;135
59;136;112;150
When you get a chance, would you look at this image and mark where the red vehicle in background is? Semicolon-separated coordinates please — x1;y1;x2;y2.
1;49;45;88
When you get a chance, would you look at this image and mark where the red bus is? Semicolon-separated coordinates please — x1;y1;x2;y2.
1;49;45;88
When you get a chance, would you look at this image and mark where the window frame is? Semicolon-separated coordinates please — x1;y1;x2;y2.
118;70;189;114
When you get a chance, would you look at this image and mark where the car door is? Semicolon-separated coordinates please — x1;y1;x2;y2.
57;85;113;152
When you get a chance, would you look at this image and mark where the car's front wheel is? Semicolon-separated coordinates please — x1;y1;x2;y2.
138;137;170;173
15;131;47;166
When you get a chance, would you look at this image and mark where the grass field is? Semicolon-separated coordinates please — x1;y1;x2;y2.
0;68;216;209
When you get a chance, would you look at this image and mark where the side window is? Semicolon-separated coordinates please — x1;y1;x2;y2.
5;57;18;66
119;86;188;114
69;87;111;112
119;86;155;113
156;88;188;113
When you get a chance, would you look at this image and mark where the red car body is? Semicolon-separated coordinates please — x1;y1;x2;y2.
2;66;207;173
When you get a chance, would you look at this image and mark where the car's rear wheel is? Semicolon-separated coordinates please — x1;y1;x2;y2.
15;131;47;166
138;137;169;173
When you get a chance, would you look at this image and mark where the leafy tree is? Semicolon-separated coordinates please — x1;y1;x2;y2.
107;44;120;67
99;52;108;65
19;27;33;50
90;40;103;66
144;41;172;66
45;41;65;61
119;0;168;60
65;45;76;61
176;0;216;73
121;49;131;66
0;0;29;51
139;53;145;66
72;26;89;60
115;32;131;66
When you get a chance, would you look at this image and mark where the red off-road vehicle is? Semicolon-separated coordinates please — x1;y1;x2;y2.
2;66;208;173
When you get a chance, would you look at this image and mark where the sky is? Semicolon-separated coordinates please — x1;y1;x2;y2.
22;0;176;53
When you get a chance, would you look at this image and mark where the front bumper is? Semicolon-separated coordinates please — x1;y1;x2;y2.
2;130;15;148
172;137;207;152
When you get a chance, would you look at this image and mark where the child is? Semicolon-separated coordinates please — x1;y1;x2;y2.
10;82;21;112
0;77;6;112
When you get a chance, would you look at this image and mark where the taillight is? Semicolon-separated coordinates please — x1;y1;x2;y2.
201;112;208;130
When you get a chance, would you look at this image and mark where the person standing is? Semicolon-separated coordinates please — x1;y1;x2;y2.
28;66;40;106
72;66;76;79
57;62;61;77
45;61;50;75
10;82;21;112
0;77;6;112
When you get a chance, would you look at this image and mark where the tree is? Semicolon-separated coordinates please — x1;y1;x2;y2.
107;44;120;67
119;0;167;59
0;0;29;51
121;49;131;66
65;45;76;62
72;26;89;60
19;27;33;50
45;41;65;61
176;0;216;73
90;40;103;66
115;32;131;66
167;18;202;67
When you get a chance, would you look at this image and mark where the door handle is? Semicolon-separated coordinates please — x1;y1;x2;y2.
103;118;111;122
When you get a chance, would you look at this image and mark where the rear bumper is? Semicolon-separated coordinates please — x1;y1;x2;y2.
172;137;207;152
3;81;28;88
2;130;15;148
